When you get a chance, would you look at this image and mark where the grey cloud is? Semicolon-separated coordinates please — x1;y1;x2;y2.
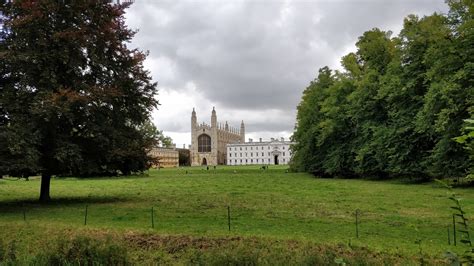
317;1;448;49
126;0;448;140
246;120;295;133
158;119;184;132
128;0;447;109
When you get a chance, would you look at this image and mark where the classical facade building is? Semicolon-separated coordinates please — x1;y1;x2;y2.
226;138;294;166
191;108;244;166
149;147;179;168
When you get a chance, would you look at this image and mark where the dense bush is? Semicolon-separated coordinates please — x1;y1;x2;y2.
291;0;473;179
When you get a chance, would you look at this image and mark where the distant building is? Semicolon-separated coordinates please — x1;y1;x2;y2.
226;138;294;165
190;107;244;166
149;147;179;168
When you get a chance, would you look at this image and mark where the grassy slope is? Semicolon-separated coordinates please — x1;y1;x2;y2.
0;165;472;261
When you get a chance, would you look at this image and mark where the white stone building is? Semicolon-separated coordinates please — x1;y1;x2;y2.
226;138;294;165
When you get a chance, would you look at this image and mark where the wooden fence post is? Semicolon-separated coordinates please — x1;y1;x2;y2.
355;209;360;238
227;206;231;232
151;207;155;228
84;205;88;226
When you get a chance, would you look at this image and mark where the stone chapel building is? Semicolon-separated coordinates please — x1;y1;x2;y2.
190;108;244;166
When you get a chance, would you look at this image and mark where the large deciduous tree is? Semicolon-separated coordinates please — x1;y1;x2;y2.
291;0;473;179
0;1;158;202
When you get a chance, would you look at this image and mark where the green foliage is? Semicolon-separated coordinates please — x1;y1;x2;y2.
157;130;173;148
0;1;158;199
436;179;474;264
454;119;474;179
291;1;473;178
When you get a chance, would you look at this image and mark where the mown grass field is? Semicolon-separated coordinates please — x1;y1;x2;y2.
0;165;473;264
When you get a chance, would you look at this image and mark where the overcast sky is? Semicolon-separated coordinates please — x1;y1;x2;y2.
124;0;448;147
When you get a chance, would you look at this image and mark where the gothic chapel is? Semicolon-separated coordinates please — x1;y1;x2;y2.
190;108;244;166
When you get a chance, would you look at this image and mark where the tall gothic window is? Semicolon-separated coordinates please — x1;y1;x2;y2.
198;134;211;152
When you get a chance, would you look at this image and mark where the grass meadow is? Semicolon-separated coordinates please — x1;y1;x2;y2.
0;165;472;264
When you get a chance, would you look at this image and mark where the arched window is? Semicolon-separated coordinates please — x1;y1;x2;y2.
198;134;211;152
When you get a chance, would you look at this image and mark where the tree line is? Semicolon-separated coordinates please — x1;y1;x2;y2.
291;0;473;179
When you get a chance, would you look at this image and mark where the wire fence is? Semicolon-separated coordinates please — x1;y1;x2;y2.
2;202;469;251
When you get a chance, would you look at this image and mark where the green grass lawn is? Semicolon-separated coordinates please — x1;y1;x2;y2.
0;165;472;263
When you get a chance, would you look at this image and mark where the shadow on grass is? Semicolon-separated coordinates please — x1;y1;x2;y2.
0;174;152;182
0;195;129;213
56;173;151;181
312;174;437;186
374;177;433;185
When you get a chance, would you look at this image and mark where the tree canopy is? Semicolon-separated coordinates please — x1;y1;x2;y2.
0;1;159;201
291;0;473;179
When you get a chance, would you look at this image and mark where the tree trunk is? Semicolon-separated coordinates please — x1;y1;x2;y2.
39;173;51;203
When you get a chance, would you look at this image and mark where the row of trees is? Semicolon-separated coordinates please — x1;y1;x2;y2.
0;1;159;201
291;0;473;179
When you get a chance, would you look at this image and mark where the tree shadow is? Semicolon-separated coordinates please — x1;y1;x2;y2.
56;173;151;180
0;195;130;213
